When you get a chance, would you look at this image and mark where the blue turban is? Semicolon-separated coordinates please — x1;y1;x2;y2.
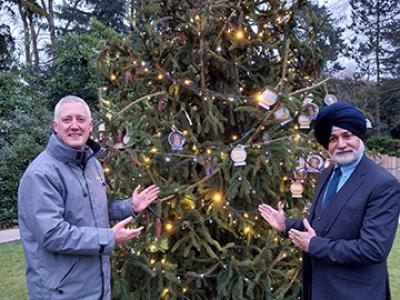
314;102;366;149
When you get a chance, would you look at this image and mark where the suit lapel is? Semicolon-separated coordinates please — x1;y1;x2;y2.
318;156;368;235
309;166;333;222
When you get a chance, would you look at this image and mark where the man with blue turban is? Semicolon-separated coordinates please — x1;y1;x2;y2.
259;102;400;300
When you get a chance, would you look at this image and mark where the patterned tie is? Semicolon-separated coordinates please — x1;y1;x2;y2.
322;167;342;209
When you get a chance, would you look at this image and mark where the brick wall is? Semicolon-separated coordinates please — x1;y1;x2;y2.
371;154;400;181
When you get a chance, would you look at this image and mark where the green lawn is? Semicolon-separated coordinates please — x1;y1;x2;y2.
1;229;399;300
0;240;27;299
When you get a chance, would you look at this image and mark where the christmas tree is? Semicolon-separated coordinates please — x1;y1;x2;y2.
95;0;333;299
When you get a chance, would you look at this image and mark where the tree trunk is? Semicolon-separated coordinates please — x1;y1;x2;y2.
28;14;40;75
17;4;32;71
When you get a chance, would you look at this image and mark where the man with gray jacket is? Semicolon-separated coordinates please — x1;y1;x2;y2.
18;95;160;299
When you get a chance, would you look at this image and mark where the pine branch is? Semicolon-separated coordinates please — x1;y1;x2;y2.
114;91;167;118
214;0;243;43
288;78;330;96
275;39;291;92
160;168;221;203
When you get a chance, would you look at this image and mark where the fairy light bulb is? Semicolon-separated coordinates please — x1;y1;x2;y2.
244;226;251;234
161;288;169;298
235;29;245;40
150;259;156;265
212;192;222;203
165;223;173;231
110;74;117;81
184;79;192;85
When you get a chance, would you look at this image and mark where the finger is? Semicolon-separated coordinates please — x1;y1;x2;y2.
288;229;302;239
117;216;133;229
303;219;313;232
127;226;144;239
133;185;141;197
278;201;284;212
146;189;160;198
258;204;272;214
143;185;159;194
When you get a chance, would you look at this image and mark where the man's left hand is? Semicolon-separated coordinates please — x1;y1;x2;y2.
131;184;160;213
288;219;316;252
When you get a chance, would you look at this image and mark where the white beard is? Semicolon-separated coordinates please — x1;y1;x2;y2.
332;140;365;166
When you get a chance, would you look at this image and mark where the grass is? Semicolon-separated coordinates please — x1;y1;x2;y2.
389;227;400;298
0;229;399;299
0;240;28;299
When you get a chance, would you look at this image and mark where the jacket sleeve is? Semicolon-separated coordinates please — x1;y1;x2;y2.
309;178;400;265
109;198;138;221
19;170;115;255
284;218;305;235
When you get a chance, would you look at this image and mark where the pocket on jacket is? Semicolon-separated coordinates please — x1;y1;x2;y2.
54;257;80;292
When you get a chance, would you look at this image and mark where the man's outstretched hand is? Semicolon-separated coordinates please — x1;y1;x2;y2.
258;201;286;232
131;184;160;213
112;216;143;244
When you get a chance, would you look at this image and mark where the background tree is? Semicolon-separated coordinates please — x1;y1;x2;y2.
95;0;338;299
0;24;15;70
347;0;400;134
56;0;128;34
0;70;52;228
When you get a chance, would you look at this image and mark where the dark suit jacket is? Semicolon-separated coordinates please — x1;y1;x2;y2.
286;155;400;300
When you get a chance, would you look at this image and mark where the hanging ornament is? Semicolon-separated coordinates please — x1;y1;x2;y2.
304;102;319;120
290;181;304;198
324;94;338;106
274;104;292;126
168;129;185;151
122;129;130;145
303;93;314;104
113;128;128;149
298;114;312;129
306;154;324;173
293;158;307;180
258;88;278;110
230;145;247;166
293;167;307;180
157;100;166;112
155;218;162;239
204;157;214;176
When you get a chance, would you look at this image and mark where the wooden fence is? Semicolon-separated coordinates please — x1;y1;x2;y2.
371;154;400;181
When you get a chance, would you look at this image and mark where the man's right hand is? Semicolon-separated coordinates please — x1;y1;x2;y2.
112;216;143;244
258;201;286;232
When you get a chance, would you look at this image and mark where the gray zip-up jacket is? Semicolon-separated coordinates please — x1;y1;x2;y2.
18;134;134;300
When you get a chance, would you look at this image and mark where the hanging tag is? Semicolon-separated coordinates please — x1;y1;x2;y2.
230;145;247;166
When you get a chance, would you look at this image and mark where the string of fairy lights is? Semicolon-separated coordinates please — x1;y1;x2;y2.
97;3;334;298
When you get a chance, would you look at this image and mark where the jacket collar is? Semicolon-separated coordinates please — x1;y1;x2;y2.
46;133;105;167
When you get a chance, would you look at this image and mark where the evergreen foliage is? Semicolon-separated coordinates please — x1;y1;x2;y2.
43;25;105;106
348;0;400;79
0;70;52;228
95;1;332;299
